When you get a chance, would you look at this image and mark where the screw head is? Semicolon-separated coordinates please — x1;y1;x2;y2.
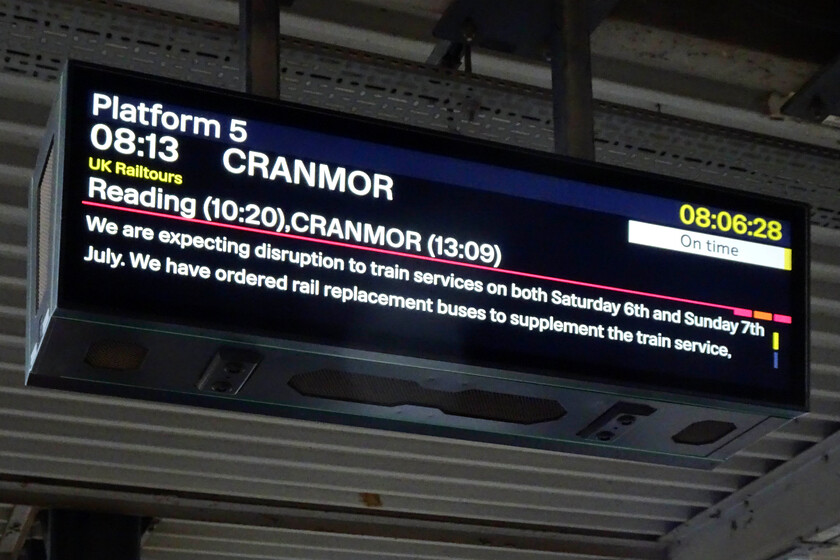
596;430;614;441
617;414;636;426
461;18;477;43
211;380;233;393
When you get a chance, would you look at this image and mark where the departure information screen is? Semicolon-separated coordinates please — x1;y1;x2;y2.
57;62;809;410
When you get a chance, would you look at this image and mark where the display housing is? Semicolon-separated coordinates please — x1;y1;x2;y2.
27;62;810;467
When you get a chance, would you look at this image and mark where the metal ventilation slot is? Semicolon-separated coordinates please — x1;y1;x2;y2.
288;370;567;425
36;138;55;311
84;340;148;372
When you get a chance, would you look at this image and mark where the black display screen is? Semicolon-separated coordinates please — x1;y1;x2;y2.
57;62;809;411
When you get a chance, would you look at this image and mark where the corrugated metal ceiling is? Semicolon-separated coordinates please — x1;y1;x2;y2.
0;1;838;559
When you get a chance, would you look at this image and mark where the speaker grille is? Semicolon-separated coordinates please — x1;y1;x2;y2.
84;340;148;371
288;369;566;425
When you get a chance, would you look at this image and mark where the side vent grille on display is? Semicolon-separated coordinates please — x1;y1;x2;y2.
84;340;148;371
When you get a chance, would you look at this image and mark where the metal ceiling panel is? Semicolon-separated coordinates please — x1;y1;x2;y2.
141;519;663;560
0;1;837;559
0;505;35;557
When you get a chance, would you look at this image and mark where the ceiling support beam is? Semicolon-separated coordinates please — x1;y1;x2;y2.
665;428;840;560
0;505;37;560
431;0;604;159
550;0;595;159
782;53;840;124
0;479;665;560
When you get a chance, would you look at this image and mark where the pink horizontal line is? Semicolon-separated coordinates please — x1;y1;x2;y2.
733;308;752;318
774;314;792;324
81;200;790;321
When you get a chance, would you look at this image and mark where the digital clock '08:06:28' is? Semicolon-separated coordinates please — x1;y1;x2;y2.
679;203;783;241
